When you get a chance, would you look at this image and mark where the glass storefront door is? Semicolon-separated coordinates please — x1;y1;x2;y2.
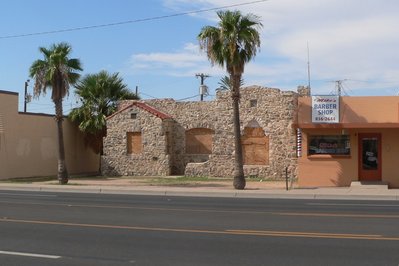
358;133;381;181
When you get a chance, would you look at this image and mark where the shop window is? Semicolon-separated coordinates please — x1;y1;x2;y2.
308;135;350;155
127;132;142;154
185;128;214;154
242;127;269;165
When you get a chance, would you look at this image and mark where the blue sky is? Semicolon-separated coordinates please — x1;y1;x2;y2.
1;0;399;114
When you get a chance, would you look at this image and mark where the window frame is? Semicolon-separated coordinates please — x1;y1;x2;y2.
126;132;142;154
308;134;351;157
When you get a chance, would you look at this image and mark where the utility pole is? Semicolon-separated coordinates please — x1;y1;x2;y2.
334;80;347;96
24;79;30;112
195;73;209;101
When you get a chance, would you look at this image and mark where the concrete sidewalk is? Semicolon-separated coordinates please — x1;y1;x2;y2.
0;177;399;200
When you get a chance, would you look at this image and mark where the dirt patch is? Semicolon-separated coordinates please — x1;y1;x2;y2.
39;176;293;190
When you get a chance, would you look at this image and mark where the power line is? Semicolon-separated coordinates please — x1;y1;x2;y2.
0;0;268;39
139;92;159;99
140;91;199;101
176;94;200;101
348;79;399;85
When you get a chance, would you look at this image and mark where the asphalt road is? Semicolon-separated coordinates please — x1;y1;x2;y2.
0;190;399;266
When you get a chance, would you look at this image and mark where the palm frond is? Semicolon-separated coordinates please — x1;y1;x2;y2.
29;42;82;103
198;10;262;78
69;70;139;153
217;75;244;91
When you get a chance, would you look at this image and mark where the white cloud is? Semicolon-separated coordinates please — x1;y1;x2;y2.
129;42;226;78
133;0;399;95
131;43;204;69
255;0;399;91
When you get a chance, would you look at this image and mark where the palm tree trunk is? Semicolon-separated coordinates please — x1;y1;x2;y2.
231;75;245;190
55;99;69;184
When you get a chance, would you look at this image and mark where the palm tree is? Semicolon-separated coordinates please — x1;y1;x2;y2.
198;10;262;189
217;75;244;91
29;42;83;184
69;70;139;156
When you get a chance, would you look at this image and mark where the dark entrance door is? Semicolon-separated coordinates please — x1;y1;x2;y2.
358;133;381;181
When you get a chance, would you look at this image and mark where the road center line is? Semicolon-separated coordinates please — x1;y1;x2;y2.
307;203;399;207
0;250;61;259
1;217;399;241
276;212;399;218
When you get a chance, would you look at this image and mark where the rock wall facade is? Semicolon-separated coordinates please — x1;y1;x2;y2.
102;86;302;180
102;104;173;176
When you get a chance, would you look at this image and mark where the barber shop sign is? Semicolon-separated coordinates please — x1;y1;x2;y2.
312;95;339;123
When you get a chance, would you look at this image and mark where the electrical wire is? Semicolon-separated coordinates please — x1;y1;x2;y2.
139;92;159;99
0;0;268;39
176;94;200;101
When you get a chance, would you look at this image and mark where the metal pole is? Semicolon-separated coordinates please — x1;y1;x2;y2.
307;42;311;90
24;80;29;112
285;167;289;191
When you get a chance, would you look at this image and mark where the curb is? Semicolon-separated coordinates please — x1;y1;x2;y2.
0;184;399;201
1;184;399;200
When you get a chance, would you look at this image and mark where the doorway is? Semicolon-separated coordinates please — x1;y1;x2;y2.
358;133;381;181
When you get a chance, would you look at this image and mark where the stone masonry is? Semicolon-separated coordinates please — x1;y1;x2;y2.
102;86;307;180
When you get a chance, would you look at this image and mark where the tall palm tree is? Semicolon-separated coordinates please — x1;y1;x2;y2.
217;75;244;91
29;42;83;184
69;70;139;156
198;10;262;190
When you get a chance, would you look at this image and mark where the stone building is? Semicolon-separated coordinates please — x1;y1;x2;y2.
102;86;306;180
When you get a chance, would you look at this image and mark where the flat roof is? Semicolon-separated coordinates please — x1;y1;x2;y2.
0;89;18;96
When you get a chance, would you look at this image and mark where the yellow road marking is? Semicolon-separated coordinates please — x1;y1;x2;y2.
1;217;399;241
277;212;399;219
226;230;396;240
228;229;381;237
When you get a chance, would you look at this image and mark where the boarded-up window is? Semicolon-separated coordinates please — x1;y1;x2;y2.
185;128;214;154
242;127;269;165
127;132;142;154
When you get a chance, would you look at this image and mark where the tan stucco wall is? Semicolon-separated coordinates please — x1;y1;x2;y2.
298;96;399;125
297;96;399;188
0;91;99;179
298;128;358;187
